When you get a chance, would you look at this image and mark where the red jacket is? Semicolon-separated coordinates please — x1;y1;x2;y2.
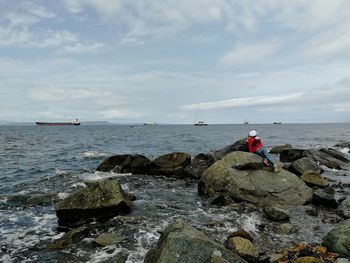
248;136;263;153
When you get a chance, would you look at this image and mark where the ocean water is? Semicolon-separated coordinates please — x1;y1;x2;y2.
0;124;349;262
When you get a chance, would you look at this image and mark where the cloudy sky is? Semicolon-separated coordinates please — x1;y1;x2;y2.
1;0;350;124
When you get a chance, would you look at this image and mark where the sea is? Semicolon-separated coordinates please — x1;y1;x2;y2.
1;123;350;262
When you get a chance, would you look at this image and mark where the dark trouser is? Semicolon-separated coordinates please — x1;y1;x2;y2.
256;147;275;165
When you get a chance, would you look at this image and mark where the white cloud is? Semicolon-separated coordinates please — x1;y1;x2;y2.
0;27;31;46
57;42;105;54
181;92;304;110
32;30;78;47
219;40;282;66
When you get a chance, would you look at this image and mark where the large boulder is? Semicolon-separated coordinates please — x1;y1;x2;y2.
150;152;191;177
269;144;293;154
301;172;329;188
337;198;350;219
198;152;313;206
280;149;306;162
322;219;350;258
184;153;215;179
304;150;345;170
198;152;312;205
56;179;132;228
211;138;249;161
96;154;151;174
290;157;323;175
144;219;246;263
313;188;338;208
320;148;350;163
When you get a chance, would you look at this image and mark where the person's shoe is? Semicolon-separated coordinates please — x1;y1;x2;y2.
273;163;280;173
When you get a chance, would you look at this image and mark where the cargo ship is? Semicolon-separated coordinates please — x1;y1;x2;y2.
35;119;80;126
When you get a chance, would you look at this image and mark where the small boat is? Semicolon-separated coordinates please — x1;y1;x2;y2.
273;122;282;125
35;118;80;126
194;121;208;126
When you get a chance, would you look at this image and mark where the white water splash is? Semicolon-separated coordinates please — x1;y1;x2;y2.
81;151;109;159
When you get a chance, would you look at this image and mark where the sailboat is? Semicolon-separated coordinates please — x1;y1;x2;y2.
193;108;208;126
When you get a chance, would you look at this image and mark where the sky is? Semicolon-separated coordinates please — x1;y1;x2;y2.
1;0;350;124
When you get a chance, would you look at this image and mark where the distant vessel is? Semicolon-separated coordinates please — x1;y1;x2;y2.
243;119;249;125
194;121;208;126
143;122;157;125
273;122;282;125
35;118;80;126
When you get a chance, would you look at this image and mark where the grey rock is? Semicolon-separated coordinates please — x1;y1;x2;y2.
264;206;290;221
275;223;299;235
313;188;338;208
211;138;249;161
322;219;350;258
184;153;215;179
290;157;323;175
56;178;132;228
144;219;246;263
320;148;350;163
337;198;350;219
304;150;345;170
150;152;191;177
94;230;124;247
301;171;329;188
48;226;90;249
96;154;151;174
199;152;313;206
279;149;305;162
335;141;350;148
269;144;293;154
225;236;258;262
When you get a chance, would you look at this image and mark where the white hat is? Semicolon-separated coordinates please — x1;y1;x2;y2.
249;130;257;137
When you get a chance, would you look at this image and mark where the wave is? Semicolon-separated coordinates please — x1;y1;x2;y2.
81;151;109;159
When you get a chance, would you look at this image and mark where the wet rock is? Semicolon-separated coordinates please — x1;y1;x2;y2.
290;157;323;175
211;251;230;263
199;152;313;206
150;152;191;177
56;178;132;228
48;226;90;249
96;154;151;174
335;258;350;263
23;193;58;206
225;236;258;262
320;148;350;163
335;142;350;148
292;256;323;263
211;138;249;161
227;229;254;243
94;230;124;247
267;253;284;263
322;219;350;258
269;144;293;154
184;153;215;179
313;188;338;208
144;219;246;263
301;172;329;188
304;150;345;170
337;198;350;219
263;205;290;221
280;149;305;162
276;223;299;234
305;208;318;217
210;195;234;206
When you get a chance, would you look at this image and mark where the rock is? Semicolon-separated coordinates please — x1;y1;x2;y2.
198;152;313;206
227;229;254;243
48;226;90;249
337;198;350;219
290;157;323;175
301;172;329;188
184;153;215;179
320;148;350;163
211;138;249;161
292;256;323;263
96;154;151;174
211;252;230;263
269;144;293;154
144;219;246;263
267;253;284;263
94;230;124;247
225;236;258;262
56;178;132;228
276;223;299;234
280;149;305;162
263;205;290;221
322;219;350;258
313;188;338;208
335;142;350;148
335;258;350;263
210;195;234;206
150;152;191;177
304;150;345;170
25;193;58;206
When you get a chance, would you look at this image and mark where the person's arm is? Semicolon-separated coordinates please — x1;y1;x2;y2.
247;137;253;152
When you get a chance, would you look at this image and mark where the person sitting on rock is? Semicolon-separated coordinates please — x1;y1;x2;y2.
247;130;279;173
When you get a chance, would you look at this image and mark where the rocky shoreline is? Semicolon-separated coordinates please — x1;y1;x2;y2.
49;139;350;262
